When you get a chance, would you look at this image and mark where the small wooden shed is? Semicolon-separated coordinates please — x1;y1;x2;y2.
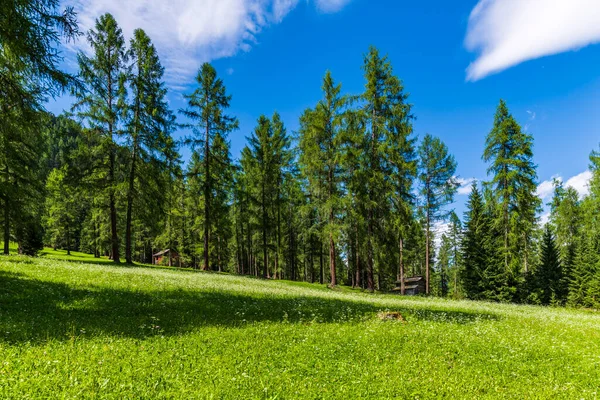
393;276;426;295
153;249;180;266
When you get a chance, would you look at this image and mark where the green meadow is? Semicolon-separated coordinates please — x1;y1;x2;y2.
1;252;599;399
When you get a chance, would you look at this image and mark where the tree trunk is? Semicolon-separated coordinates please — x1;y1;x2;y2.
399;237;405;295
3;195;9;255
425;214;430;295
107;52;120;264
125;143;137;264
109;148;120;263
261;182;268;278
203;121;210;271
355;226;361;289
319;241;324;284
328;168;336;286
66;224;71;255
367;214;374;292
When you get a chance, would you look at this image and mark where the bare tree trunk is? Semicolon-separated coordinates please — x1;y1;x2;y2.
262;182;268;278
125;143;137;264
203;121;210;271
399;237;405;295
319;241;324;284
425;215;430;295
3;195;9;255
367;214;374;292
109;148;120;263
355;226;361;289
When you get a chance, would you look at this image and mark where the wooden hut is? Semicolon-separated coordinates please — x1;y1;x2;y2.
152;249;180;266
392;276;426;295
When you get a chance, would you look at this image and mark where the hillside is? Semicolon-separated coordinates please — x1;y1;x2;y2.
1;253;599;399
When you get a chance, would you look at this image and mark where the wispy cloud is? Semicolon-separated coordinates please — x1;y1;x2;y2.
315;0;351;13
455;177;477;195
465;0;600;81
65;0;352;89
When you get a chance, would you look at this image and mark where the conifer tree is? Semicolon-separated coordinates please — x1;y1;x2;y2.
462;184;497;300
123;28;174;263
359;46;413;291
483;100;540;275
73;13;127;262
1;0;78;254
180;63;238;270
533;224;563;305
298;71;345;286
418;134;457;294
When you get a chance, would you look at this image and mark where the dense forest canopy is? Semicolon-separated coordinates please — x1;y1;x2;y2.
3;4;600;308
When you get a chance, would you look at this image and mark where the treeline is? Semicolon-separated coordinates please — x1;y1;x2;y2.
2;4;600;307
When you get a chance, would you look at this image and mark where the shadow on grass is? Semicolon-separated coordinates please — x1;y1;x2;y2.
0;271;499;343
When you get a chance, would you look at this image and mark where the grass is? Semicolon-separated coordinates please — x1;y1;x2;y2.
1;254;599;399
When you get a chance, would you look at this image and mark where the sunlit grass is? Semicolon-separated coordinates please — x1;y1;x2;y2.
0;255;599;398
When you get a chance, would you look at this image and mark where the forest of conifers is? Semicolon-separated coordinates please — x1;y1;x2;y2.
3;2;600;308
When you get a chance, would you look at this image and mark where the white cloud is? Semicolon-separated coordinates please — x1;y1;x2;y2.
315;0;351;13
465;0;600;81
536;170;591;202
539;212;550;226
565;170;592;198
65;0;351;88
455;177;476;195
536;178;558;201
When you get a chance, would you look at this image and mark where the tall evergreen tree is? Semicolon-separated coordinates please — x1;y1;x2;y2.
483;100;540;275
418;134;457;294
359;46;413;291
461;184;506;300
298;71;345;286
73;13;127;262
180;63;238;270
123;28;174;263
1;0;78;254
533;224;564;305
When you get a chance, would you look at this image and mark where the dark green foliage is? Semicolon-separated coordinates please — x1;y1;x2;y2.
180;63;238;270
461;184;510;301
73;13;128;262
483;100;540;276
529;225;564;305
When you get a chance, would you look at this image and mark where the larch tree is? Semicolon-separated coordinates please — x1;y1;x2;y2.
483;100;540;275
180;63;238;270
418;134;457;295
360;46;413;291
123;28;173;264
298;71;345;286
73;13;127;263
1;0;78;255
246;116;273;278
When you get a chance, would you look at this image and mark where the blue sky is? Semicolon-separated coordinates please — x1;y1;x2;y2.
51;0;600;220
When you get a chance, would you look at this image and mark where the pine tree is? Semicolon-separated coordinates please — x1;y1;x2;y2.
549;180;581;297
123;28;174;263
461;184;503;300
298;71;345;286
533;224;563;305
418;134;458;294
1;0;78;255
448;211;463;297
180;63;238;270
483;100;540;276
359;46;413;291
73;13;127;262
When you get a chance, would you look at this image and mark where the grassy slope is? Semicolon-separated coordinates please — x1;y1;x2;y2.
1;253;599;399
